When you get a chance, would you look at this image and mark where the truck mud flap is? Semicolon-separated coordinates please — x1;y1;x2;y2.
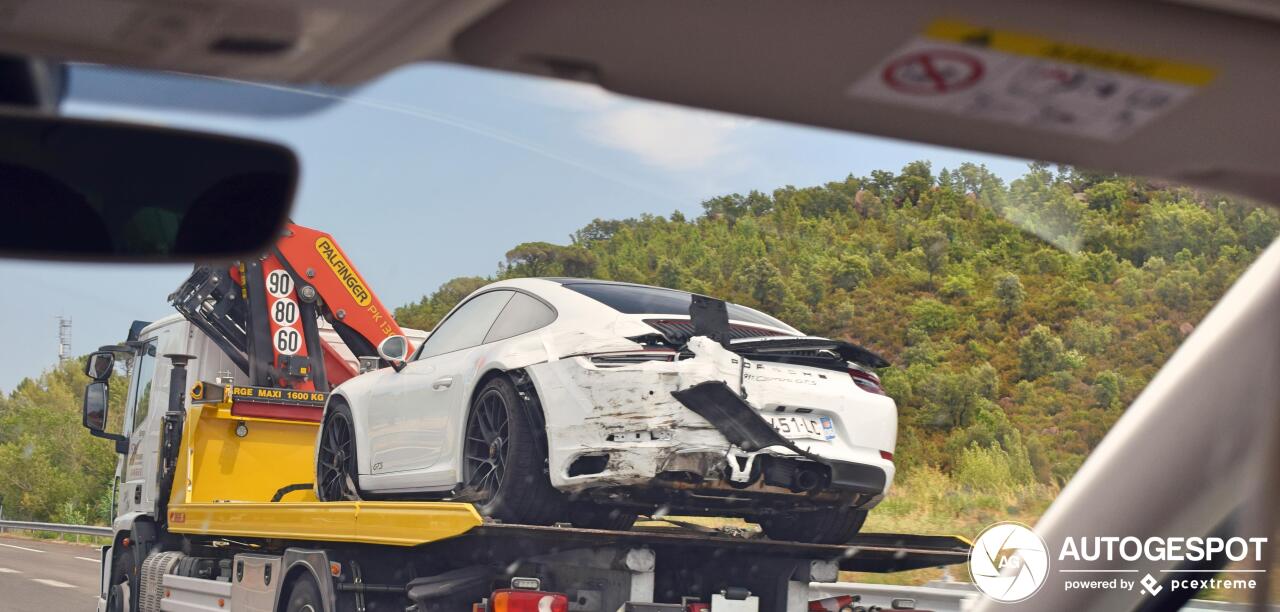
671;381;885;495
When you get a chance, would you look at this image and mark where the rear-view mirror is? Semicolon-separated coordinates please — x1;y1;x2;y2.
0;110;297;261
82;380;109;431
85;351;114;381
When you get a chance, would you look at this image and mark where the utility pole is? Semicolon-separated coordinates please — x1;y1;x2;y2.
57;316;72;361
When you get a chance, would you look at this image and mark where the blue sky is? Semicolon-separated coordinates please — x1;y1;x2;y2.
0;63;1031;392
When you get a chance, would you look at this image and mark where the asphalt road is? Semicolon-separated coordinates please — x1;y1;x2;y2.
0;535;101;611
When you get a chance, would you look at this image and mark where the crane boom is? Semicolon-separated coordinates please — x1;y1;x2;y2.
169;222;409;394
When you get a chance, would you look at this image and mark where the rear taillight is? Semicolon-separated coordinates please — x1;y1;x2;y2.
880;450;894;462
489;589;569;612
588;349;677;367
848;367;886;395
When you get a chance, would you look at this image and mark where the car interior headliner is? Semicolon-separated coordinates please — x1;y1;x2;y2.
2;0;1280;205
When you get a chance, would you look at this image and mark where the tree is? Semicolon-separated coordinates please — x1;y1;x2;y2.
740;259;790;312
994;272;1025;319
505;242;561;276
504;242;596;278
922;234;949;287
1018;325;1068;380
0;357;120;523
1093;371;1123;409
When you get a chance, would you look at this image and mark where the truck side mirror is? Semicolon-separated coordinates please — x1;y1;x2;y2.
83;381;110;431
85;351;115;381
377;335;408;372
83;380;127;451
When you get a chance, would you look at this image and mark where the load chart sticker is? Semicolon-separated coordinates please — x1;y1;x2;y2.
848;19;1217;141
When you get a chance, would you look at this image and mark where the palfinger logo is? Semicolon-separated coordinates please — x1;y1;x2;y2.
970;522;1051;602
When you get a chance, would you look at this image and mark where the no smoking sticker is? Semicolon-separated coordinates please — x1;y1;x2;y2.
848;20;1216;141
883;50;984;95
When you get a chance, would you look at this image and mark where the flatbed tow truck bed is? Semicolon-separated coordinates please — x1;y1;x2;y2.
166;500;968;574
157;499;968;611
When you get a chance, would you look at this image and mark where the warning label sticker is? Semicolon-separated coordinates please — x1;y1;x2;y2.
848;20;1217;141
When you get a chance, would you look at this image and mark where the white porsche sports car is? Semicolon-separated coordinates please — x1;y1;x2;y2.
316;278;897;543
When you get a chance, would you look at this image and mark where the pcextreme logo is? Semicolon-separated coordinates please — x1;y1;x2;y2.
969;522;1051;602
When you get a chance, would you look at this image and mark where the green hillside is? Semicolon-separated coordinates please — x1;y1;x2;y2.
396;161;1279;535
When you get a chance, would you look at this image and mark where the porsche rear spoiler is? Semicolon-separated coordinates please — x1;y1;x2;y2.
728;336;890;369
689;294;889;368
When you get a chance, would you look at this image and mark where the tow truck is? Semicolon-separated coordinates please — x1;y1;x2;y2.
79;222;969;612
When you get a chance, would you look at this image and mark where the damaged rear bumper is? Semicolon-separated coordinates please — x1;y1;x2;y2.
524;337;895;513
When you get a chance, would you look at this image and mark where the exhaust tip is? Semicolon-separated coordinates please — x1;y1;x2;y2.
792;467;823;492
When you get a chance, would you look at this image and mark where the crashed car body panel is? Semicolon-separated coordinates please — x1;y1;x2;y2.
526;336;896;511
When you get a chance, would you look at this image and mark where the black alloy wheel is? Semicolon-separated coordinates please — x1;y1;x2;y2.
316;404;360;501
462;387;510;502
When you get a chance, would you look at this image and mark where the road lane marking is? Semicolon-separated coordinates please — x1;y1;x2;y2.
0;542;44;553
76;556;101;563
0;567;20;573
31;578;75;588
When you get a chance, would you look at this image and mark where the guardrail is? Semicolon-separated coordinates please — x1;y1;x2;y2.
0;519;112;538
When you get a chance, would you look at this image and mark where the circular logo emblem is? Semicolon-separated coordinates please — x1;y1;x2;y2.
969;522;1050;602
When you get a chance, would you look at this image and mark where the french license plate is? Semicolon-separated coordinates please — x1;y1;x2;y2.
767;414;836;441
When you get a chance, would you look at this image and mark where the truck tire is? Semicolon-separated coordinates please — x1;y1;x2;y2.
316;402;361;502
758;507;867;544
106;546;135;612
282;574;323;612
461;376;564;525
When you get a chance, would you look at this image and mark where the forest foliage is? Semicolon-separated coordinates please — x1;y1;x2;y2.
0;356;122;523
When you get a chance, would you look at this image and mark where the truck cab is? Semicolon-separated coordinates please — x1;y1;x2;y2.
113;316;246;526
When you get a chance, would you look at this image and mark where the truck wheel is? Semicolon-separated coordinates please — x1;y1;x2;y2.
106;547;133;612
461;376;563;525
758;507;867;544
282;574;323;612
316;402;360;502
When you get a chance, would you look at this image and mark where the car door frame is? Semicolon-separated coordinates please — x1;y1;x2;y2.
362;289;516;492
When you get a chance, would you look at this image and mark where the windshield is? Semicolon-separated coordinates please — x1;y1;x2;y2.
0;62;1275;609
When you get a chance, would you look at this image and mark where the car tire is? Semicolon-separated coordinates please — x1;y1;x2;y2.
282;574;324;612
316;402;361;502
568;502;638;531
461;376;564;525
758;507;867;544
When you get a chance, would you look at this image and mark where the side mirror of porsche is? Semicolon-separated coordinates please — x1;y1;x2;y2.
377;335;409;371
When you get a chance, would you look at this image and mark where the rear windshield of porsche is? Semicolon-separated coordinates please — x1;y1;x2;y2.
562;282;796;331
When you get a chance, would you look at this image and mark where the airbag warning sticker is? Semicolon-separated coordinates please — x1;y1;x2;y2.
848;20;1216;141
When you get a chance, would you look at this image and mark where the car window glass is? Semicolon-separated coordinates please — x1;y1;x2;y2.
485;292;557;343
563;282;795;331
417;290;513;359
